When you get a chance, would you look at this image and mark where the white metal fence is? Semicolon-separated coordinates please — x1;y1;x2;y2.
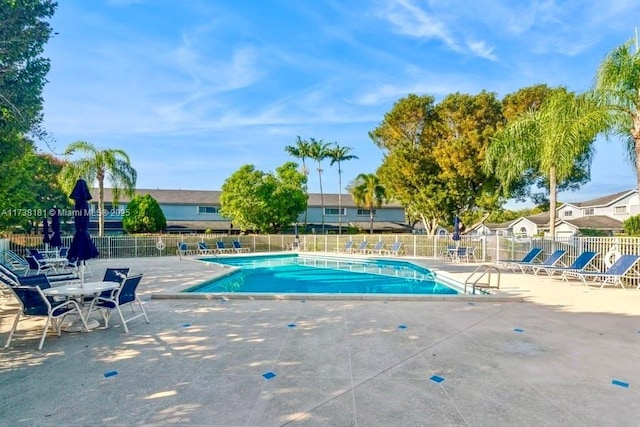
6;233;639;288
6;233;640;263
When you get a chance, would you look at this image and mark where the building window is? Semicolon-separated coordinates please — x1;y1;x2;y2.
198;206;218;214
583;208;594;216
614;206;628;215
564;211;572;217
357;208;375;216
324;208;346;216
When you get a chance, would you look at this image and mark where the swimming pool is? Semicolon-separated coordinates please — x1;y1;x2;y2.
187;254;461;295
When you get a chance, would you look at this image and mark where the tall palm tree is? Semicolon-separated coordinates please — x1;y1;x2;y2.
284;136;312;226
349;173;387;234
59;141;137;236
593;36;640;194
308;138;332;233
327;143;358;234
484;89;609;238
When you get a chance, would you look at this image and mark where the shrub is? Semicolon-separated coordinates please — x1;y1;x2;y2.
623;215;640;236
122;194;167;233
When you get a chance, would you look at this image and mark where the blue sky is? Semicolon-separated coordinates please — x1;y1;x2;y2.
40;0;639;208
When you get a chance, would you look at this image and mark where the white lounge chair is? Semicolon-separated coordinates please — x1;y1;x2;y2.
232;241;251;253
563;254;640;289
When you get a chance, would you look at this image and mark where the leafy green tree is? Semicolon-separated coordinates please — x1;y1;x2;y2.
307;138;332;233
327;143;358;235
502;85;592;205
371;92;504;234
122;194;166;234
0;151;69;233
593;37;640;194
348;173;387;234
284;136;312;225
502;84;555;121
371;94;442;233
485;88;610;238
0;0;56;137
220;162;306;233
431;91;504;214
59;141;137;236
0;0;57;225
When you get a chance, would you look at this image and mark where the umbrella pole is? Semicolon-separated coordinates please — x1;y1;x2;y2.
80;262;85;287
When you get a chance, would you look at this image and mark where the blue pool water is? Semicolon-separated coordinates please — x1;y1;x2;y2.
188;254;459;295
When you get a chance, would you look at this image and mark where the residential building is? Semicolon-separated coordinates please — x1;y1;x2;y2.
469;189;639;237
90;188;411;234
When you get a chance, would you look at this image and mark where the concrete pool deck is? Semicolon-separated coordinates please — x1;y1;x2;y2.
1;254;640;426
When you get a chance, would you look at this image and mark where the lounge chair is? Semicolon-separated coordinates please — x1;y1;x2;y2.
354;241;369;254
1;249;29;275
197;242;216;255
536;251;599;278
25;255;57;275
88;273;149;333
5;284;88;350
176;242;193;257
336;240;355;253
1;263;77;285
232;241;250;253
499;248;543;269
215;241;233;254
518;249;567;274
563;254;640;289
367;241;385;255
381;241;403;256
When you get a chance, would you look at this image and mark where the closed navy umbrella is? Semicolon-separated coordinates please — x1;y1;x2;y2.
49;207;62;248
42;218;50;249
452;215;461;242
67;179;99;284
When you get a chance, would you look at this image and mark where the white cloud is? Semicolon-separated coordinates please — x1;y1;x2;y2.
466;40;498;61
380;0;459;51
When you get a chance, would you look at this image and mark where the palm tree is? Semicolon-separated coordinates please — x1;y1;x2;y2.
593;36;640;194
284;136;312;226
349;173;387;234
308;138;332;233
327;143;358;234
484;89;609;238
59;141;137;236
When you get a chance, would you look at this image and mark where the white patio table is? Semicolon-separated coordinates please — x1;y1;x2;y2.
43;281;119;332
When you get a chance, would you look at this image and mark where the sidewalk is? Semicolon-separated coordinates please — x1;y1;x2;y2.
1;255;639;426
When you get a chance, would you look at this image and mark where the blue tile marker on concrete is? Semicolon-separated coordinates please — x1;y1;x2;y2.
611;379;630;388
398;324;407;329
430;375;445;383
287;323;296;328
514;328;524;333
262;372;276;380
182;323;191;328
104;371;118;378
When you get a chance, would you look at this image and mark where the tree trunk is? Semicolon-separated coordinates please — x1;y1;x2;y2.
337;163;343;235
303;161;309;227
318;165;325;234
369;209;374;234
549;165;557;241
633;112;640;195
98;178;104;237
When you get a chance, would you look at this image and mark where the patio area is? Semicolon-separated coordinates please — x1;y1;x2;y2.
1;255;640;426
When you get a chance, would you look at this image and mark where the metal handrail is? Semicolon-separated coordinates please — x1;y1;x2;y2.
464;264;501;294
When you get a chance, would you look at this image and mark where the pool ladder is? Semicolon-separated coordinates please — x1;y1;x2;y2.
464;264;501;294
